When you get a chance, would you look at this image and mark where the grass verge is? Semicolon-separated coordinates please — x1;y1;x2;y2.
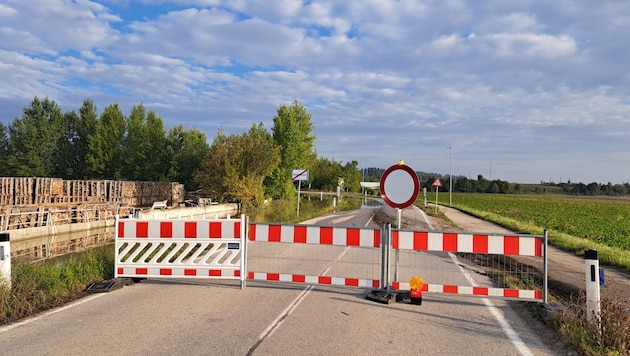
555;294;630;355
0;247;114;325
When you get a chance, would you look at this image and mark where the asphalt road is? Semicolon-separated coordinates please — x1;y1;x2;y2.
0;206;561;355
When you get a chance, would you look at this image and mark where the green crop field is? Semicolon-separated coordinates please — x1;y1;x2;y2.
452;194;630;248
426;192;630;269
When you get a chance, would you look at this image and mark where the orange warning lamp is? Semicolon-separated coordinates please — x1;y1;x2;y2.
409;276;423;305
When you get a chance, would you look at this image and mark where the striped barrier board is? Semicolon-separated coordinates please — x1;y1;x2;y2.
249;223;380;247
391;282;543;301
117;219;242;239
115;216;246;287
393;230;543;256
248;272;380;289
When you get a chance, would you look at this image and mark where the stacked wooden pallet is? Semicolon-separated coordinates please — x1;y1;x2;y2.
0;177;14;205
0;177;180;208
13;177;34;205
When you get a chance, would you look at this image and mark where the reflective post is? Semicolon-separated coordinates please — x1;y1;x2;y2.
585;249;601;324
0;233;10;289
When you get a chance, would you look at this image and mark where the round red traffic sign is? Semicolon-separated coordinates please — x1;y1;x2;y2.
379;163;420;209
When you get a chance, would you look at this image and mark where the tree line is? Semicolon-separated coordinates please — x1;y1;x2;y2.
4;97;624;206
364;169;630;196
0;97;363;208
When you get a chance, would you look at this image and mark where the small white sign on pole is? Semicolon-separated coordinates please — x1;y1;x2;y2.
292;169;309;181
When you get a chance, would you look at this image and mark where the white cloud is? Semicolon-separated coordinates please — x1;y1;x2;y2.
0;3;17;16
0;0;630;183
487;33;577;58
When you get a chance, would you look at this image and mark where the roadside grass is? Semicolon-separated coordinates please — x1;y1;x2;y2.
0;247;114;325
250;195;360;223
555;294;630;356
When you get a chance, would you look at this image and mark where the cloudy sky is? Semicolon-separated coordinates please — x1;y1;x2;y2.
1;0;629;184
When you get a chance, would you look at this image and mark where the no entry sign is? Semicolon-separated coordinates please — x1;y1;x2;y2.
379;163;420;209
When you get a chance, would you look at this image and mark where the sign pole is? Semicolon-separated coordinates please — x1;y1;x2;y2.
292;169;309;218
435;186;439;213
367;161;420;305
297;180;301;217
378;161;420;288
431;177;442;213
394;208;401;282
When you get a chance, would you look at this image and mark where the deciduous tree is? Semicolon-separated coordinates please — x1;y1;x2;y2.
165;125;209;190
266;100;317;199
121;104;167;181
85;104;126;179
0;123;9;170
196;123;280;207
7;97;66;176
55;99;98;179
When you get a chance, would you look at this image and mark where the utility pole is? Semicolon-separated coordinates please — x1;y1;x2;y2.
447;146;452;206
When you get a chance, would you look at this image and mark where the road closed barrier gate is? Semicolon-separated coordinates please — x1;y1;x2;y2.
114;215;547;302
390;229;547;301
115;215;247;288
247;223;383;289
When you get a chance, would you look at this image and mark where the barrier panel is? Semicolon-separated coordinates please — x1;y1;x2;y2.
389;229;547;301
247;223;382;289
115;215;246;288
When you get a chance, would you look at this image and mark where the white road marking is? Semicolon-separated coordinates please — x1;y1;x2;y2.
419;207;533;356
449;252;533;356
253;215;372;349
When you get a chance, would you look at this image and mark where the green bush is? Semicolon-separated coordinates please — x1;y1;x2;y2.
0;246;115;325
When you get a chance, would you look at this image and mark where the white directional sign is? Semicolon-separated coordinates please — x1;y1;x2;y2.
292;169;309;181
379;163;420;209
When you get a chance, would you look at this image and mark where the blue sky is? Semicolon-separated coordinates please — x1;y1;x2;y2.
1;0;629;184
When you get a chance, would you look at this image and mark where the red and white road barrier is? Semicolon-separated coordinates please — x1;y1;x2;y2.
391;282;543;301
393;230;543;256
113;216;547;302
249;223;380;247
248;272;380;289
115;215;247;288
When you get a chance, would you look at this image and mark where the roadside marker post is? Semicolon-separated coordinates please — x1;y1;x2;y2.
585;249;601;324
0;233;10;289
